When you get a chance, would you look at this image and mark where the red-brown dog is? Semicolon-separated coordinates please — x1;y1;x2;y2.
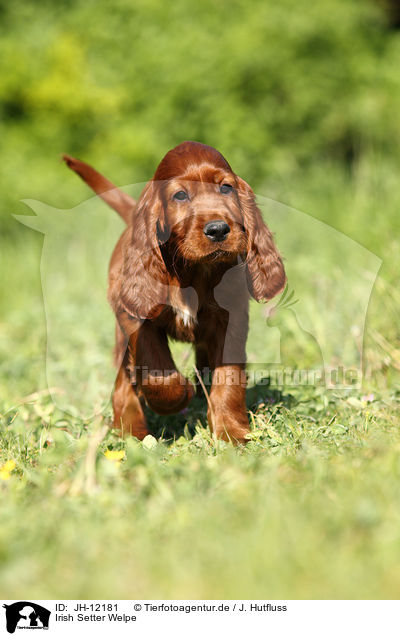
64;141;285;443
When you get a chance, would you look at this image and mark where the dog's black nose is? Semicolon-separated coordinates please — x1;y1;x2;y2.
203;220;230;242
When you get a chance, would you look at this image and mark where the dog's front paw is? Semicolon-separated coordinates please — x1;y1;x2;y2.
142;371;195;415
208;407;250;445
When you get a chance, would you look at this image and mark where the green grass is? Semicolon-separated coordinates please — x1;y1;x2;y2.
1;388;400;599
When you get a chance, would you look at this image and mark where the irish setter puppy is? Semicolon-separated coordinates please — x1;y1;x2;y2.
64;141;286;443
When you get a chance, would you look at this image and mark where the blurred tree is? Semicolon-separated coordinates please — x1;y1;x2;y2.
0;0;399;234
379;0;400;28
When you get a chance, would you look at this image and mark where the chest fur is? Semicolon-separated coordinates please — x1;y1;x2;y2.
165;285;199;342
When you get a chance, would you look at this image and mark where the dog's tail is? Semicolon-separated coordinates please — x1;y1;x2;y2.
62;155;135;224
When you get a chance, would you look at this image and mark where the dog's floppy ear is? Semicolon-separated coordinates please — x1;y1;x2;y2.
120;180;169;319
237;176;286;301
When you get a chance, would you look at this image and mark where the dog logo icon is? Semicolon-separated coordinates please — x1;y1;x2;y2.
2;602;50;633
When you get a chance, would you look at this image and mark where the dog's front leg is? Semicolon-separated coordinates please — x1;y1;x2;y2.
204;265;251;443
112;321;148;439
131;321;195;415
112;362;148;439
204;326;250;444
207;362;250;444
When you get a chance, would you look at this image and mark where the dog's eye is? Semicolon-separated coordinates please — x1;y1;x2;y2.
173;190;188;201
220;183;233;194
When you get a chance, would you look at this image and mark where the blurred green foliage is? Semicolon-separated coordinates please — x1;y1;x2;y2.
1;0;400;231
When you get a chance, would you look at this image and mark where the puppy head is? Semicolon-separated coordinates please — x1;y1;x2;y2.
121;142;286;319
